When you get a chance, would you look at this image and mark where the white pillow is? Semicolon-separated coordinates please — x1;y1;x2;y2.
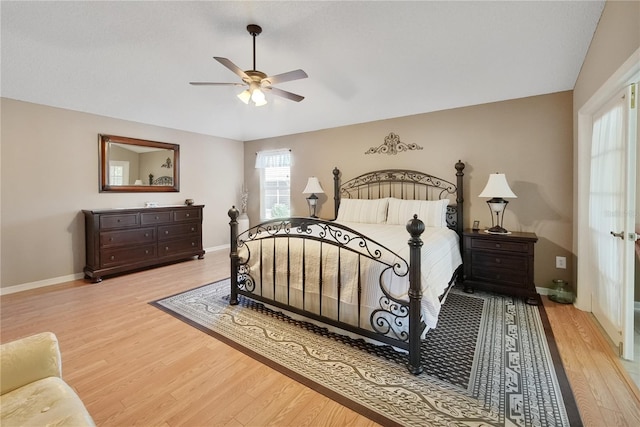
336;198;389;224
386;198;450;227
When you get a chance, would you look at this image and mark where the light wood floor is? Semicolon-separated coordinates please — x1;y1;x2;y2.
1;250;639;426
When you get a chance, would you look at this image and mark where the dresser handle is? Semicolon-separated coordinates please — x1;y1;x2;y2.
155;216;159;220
186;213;190;217
145;250;149;254
165;230;169;235
165;246;169;251
191;242;195;246
109;237;113;241
495;258;501;264
191;227;195;232
495;243;501;248
145;233;149;237
110;255;115;260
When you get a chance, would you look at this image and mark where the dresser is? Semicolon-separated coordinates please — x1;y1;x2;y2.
462;229;539;304
83;205;204;282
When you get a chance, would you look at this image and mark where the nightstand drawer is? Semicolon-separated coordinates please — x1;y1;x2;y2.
472;266;528;287
471;252;528;270
469;238;529;253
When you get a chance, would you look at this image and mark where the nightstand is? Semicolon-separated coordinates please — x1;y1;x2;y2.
462;229;539;305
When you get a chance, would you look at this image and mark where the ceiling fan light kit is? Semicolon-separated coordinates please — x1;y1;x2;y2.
190;24;308;107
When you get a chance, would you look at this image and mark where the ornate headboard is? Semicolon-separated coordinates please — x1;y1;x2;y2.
153;176;173;186
332;161;465;236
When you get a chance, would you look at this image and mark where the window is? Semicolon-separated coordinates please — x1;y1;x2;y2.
256;149;291;220
108;161;129;185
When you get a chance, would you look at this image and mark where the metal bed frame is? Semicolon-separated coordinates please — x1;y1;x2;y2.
228;161;464;374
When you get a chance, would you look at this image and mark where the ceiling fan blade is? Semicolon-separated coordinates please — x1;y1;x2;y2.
214;57;250;80
189;82;245;86
266;87;305;102
262;69;308;86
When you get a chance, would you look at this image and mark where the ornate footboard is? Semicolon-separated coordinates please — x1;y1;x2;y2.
228;161;464;375
228;211;431;374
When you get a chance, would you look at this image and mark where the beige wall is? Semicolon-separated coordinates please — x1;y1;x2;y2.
244;91;574;290
0;98;244;289
573;0;640;301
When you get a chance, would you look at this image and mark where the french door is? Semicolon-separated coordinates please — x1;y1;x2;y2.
588;83;637;360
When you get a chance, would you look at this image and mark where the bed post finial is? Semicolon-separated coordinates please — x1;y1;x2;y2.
228;206;240;305
333;167;341;220
406;214;424;375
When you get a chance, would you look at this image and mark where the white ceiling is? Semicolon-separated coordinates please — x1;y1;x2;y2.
1;1;605;142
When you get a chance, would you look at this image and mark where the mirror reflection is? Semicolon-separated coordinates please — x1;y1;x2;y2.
99;135;180;192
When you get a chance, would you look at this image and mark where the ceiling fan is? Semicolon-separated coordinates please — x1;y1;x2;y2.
190;24;308;106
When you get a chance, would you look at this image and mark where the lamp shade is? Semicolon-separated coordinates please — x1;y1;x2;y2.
302;177;324;194
478;173;517;198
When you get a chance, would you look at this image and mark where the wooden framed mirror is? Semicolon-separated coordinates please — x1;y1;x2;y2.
99;134;180;193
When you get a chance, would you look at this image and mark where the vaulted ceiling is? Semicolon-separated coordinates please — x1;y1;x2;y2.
1;1;605;141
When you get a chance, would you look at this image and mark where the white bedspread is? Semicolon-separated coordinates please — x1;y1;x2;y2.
238;220;462;338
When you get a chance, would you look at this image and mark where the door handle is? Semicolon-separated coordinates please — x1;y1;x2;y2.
630;232;639;242
610;231;624;239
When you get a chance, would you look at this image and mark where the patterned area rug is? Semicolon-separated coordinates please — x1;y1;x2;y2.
151;279;580;427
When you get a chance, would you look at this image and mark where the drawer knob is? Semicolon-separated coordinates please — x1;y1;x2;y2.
117;219;121;222
495;243;501;248
109;237;113;241
110;255;115;260
165;246;169;251
145;250;149;254
495;258;501;264
145;233;149;237
165;230;169;235
191;242;195;246
186;213;190;217
191;227;195;232
155;216;159;220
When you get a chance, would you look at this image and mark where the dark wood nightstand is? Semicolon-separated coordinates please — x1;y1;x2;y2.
462;229;539;304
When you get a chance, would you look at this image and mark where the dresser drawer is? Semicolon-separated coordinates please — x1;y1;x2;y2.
469;237;529;253
100;244;156;268
174;209;201;222
158;238;202;257
158;223;201;241
141;211;172;225
471;252;528;270
99;213;139;230
100;228;156;248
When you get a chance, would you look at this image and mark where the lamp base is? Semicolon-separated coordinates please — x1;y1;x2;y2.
484;226;511;235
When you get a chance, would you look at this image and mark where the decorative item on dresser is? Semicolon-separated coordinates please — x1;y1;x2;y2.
83;205;205;283
462;229;539;304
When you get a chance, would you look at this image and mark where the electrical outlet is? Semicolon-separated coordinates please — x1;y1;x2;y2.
556;256;566;269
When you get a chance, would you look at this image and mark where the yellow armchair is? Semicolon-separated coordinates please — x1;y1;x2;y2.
1;332;95;426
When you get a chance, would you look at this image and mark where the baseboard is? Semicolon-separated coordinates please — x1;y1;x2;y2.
206;244;229;253
0;246;230;296
536;286;552;296
0;272;85;296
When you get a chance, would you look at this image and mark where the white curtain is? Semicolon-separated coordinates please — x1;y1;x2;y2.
589;94;625;329
255;149;291;169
